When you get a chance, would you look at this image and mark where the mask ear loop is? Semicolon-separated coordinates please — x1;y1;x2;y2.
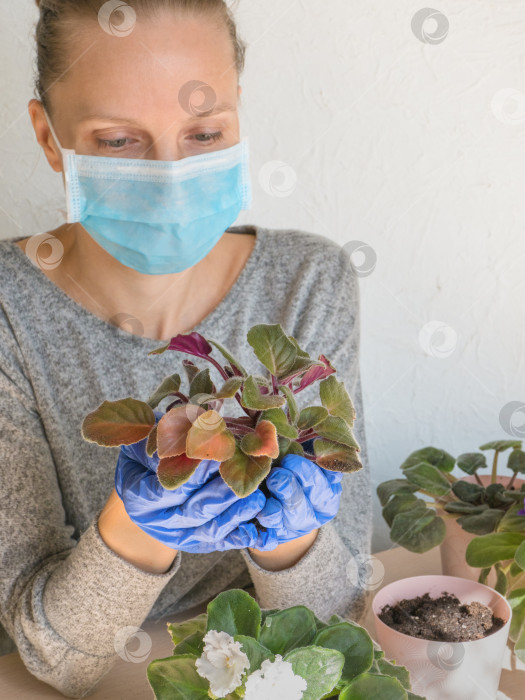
43;107;77;223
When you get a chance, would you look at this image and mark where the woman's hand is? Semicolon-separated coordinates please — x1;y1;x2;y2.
254;453;343;544
114;411;279;554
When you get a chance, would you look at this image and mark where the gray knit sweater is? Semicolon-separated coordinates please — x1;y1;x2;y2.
0;225;372;698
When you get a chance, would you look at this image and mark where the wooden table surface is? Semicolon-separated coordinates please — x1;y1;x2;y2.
0;545;522;699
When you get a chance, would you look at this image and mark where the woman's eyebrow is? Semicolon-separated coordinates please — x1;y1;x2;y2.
78;102;236;125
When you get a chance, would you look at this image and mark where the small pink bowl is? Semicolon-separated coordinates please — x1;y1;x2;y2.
372;574;512;700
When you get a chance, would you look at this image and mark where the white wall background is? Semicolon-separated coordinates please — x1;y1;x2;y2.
1;1;524;552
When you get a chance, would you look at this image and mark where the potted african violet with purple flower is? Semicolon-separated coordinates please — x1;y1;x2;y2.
81;322;363;498
145;588;426;699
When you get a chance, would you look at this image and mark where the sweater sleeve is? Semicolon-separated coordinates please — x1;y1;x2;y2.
0;302;182;698
240;242;373;624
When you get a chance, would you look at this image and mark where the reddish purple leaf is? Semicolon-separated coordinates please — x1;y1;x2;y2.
295;354;336;392
167;332;213;359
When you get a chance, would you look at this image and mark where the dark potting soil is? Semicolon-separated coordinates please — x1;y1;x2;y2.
378;591;506;642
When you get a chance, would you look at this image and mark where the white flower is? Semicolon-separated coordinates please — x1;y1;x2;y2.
195;629;250;697
244;654;307;700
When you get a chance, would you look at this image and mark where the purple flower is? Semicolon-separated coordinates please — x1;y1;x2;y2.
518;497;525;516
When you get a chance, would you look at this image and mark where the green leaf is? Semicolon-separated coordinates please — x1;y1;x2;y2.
500;504;525;533
485;482;516;507
400;446;455;473
234;635;274;673
390;510;446;553
515;540;525;571
241;375;286;410
81;397;155;447
455;452;488;475
284;440;305;457
479;440;522;452
146;373;182;409
456;508;504;535
508;448;525;474
297;406;329;431
382;494;427;529
451;480;485;503
494;564;508;596
288;335;310;358
207;338;248;377
511;561;524;576
189;368;214;400
313;438;362;473
258;607;317;655
339;672;409;700
206;589;261;638
319;375;356;425
516;623;525;664
283;646;345;700
443;502;489;514
246;323;298;378
465;532;525;568
167;614;207;646
314;416;360;449
172;631;204;657
478;567;491;585
508;588;525;642
261;407;299;439
213;376;244;399
402;463;451;497
313;622;374;683
376;479;419;507
146;654;209;700
220;442;272;497
373;658;411;690
278;384;299;424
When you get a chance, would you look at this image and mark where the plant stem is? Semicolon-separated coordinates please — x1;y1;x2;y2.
272;374;279;395
507;471;518;489
491;450;499;484
474;471;483;486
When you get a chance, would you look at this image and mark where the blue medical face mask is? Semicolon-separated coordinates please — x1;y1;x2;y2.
43;109;252;275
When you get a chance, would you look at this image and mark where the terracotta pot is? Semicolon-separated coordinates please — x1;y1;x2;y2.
373;574;512;700
436;474;524;587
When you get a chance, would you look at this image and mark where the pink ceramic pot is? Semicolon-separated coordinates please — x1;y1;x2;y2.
373;574;512;700
436;474;524;586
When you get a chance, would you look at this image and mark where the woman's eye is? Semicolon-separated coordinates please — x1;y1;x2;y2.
193;132;224;144
97;137;132;150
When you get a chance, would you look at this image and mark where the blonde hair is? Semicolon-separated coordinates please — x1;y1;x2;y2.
34;0;246;117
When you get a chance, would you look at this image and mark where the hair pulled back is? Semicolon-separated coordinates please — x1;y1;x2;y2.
33;0;246;116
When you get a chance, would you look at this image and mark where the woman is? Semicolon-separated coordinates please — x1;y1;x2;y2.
0;1;372;696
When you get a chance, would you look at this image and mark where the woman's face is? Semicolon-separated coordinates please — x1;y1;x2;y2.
35;10;241;171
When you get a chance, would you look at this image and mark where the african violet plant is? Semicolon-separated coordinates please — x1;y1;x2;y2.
146;588;426;700
377;439;525;661
81;323;362;497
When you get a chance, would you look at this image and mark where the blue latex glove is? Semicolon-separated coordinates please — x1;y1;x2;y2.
256;449;343;544
114;411;279;553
